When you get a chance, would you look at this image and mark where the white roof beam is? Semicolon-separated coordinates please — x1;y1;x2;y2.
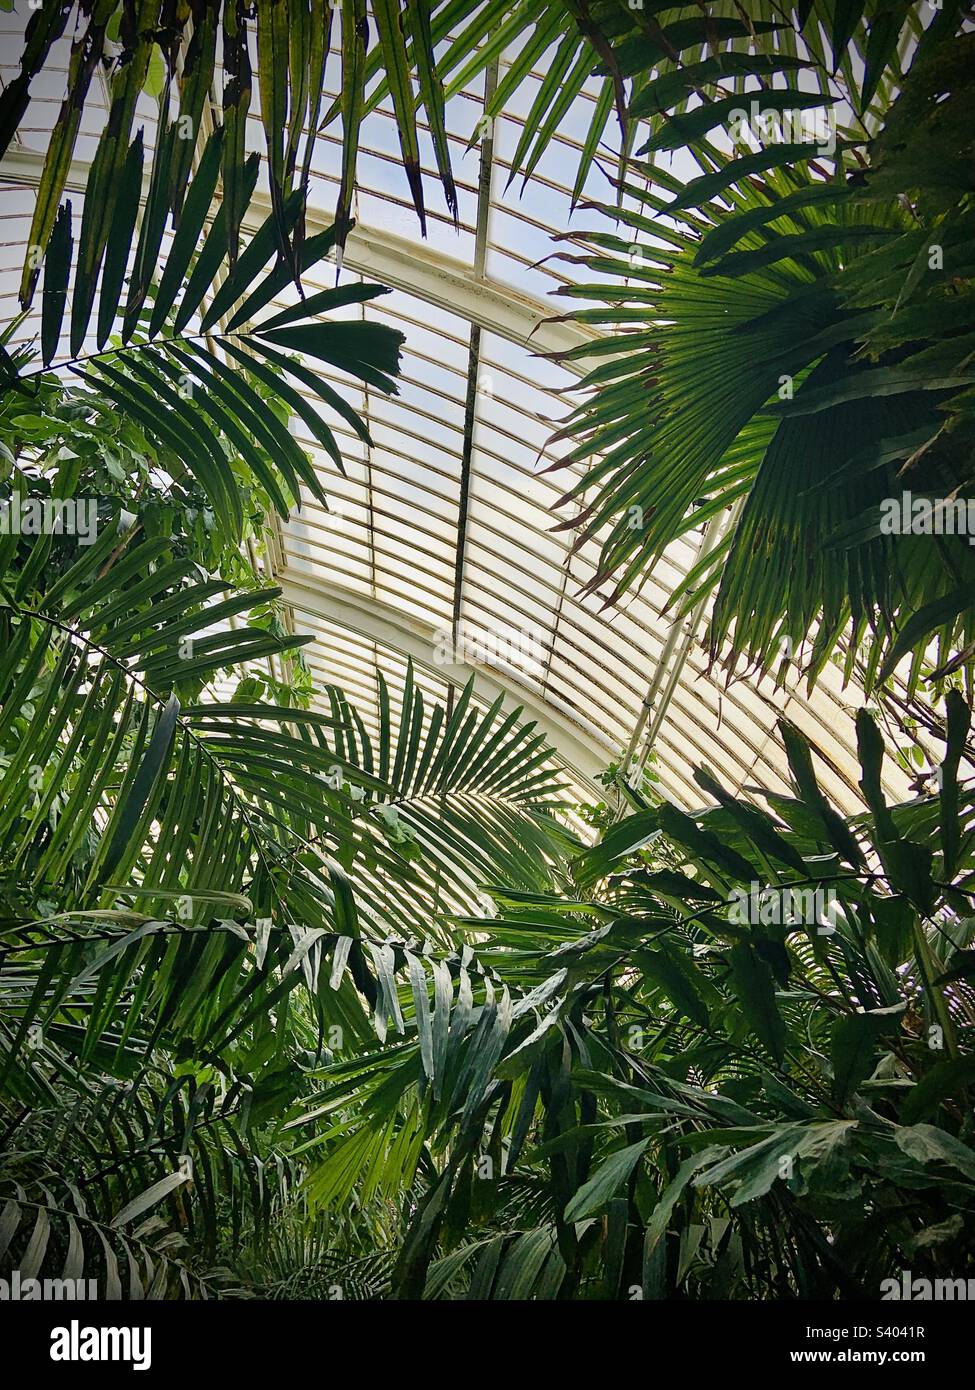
0;147;606;375
277;569;610;788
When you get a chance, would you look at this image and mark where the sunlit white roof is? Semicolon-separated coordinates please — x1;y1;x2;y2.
0;10;916;815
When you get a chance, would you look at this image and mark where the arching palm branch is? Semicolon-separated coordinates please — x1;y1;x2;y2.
548;3;974;690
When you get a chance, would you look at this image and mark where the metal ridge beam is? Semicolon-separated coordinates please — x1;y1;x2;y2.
0;147;606;375
277;569;610;787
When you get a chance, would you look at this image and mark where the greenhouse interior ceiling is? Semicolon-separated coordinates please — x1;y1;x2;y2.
0;2;924;813
0;0;974;1328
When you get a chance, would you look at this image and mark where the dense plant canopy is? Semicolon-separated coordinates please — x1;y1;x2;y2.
0;0;973;1304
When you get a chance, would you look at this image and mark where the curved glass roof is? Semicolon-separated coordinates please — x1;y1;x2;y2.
0;9;916;815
